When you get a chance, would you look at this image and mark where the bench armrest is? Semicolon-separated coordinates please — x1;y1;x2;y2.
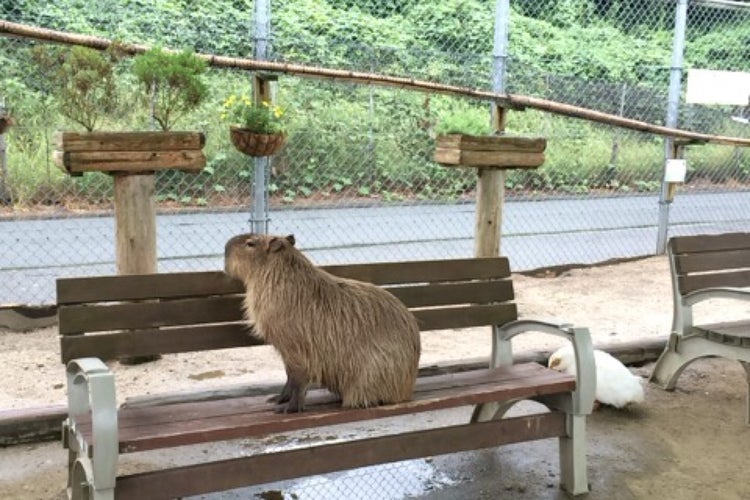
673;287;750;333
683;287;750;307
493;320;596;415
65;357;118;490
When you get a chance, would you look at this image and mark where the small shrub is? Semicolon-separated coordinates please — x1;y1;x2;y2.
434;103;491;136
32;45;120;132
132;48;208;131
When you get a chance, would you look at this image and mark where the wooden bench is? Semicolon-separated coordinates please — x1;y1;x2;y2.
58;256;596;499
650;232;750;424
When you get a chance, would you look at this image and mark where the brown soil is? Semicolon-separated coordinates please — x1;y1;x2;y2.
1;255;749;499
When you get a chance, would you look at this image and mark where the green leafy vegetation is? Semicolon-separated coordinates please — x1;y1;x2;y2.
222;94;287;134
1;0;749;208
132;48;208;131
434;103;492;136
32;45;121;132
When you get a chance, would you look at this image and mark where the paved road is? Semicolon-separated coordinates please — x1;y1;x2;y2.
2;191;749;304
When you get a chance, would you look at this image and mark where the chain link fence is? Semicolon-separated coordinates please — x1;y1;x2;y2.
2;1;750;498
1;1;750;304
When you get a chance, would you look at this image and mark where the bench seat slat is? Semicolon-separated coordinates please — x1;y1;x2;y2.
113;363;547;428
113;370;571;453
693;321;750;346
114;412;567;500
74;364;574;453
56;257;511;305
670;231;750;254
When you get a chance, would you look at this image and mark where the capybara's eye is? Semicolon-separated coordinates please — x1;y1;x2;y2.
245;239;256;247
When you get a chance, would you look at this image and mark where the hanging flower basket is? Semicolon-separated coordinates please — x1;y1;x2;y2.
229;126;286;157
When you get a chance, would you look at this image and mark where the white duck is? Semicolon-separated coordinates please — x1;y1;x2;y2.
548;345;645;409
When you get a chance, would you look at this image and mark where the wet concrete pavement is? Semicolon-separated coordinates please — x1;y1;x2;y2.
2;359;749;500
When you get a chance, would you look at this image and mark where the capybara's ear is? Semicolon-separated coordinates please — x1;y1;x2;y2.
268;237;285;253
286;234;296;247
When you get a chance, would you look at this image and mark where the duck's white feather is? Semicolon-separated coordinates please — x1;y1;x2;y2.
548;345;644;408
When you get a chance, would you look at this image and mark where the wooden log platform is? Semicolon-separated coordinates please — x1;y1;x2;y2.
53;131;206;174
435;134;546;168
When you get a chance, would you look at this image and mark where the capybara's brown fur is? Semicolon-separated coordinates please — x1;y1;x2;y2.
224;233;421;412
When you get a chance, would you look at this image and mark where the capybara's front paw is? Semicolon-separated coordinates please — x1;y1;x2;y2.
268;380;292;404
274;401;304;414
268;393;288;403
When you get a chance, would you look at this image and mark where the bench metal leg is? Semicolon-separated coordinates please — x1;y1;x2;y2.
559;414;588;495
70;457;114;500
652;334;750;425
651;333;750;389
648;333;702;390
470;322;592;495
470;400;517;423
65;358;118;500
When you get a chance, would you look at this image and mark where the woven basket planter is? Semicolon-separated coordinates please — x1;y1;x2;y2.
229;126;286;157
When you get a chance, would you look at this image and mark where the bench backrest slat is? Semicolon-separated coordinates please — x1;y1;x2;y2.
669;232;750;295
674;249;750;274
58;257;516;363
322;257;511;285
58;280;515;335
59;303;519;362
670;232;750;254
56;257;511;305
58;296;246;335
61;323;259;361
56;272;243;305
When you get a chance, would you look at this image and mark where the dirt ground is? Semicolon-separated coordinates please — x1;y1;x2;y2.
1;255;750;499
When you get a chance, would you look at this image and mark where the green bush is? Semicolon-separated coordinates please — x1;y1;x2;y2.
132;48;208;131
32;45;120;131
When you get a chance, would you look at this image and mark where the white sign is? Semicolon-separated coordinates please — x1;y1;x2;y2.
686;69;750;106
664;159;687;183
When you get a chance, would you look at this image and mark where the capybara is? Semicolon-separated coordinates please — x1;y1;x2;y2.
224;233;421;413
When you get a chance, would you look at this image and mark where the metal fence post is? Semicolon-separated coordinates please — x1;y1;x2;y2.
656;0;688;254
251;0;271;234
0;97;8;204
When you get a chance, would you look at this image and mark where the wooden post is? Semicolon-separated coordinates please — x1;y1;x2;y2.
114;172;158;364
249;73;278;234
114;173;157;275
253;73;275;104
53;131;206;364
433;125;545;260
474;104;508;257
